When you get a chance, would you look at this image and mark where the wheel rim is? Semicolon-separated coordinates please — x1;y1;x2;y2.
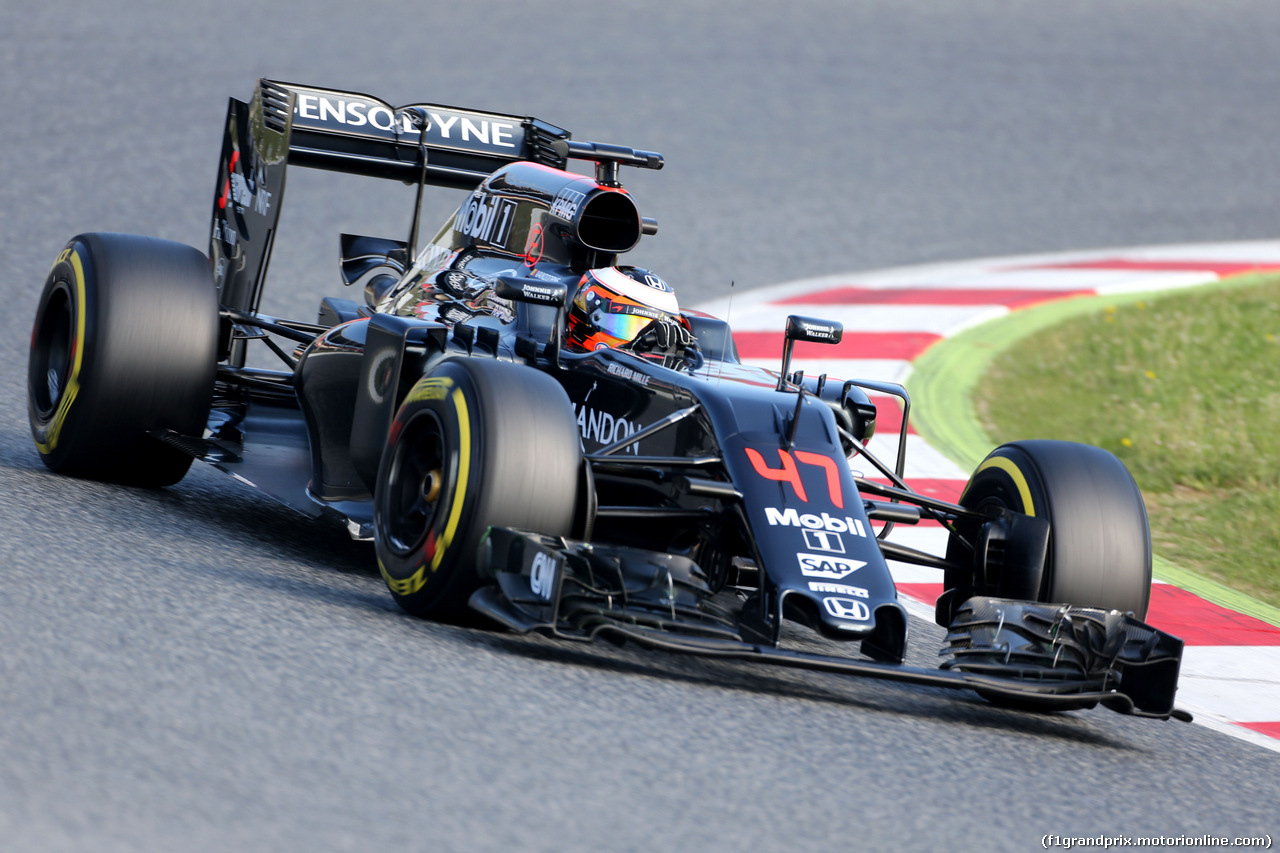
947;456;1047;605
30;281;75;421
383;409;448;556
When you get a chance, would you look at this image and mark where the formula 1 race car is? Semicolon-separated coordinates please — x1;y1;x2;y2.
28;80;1189;720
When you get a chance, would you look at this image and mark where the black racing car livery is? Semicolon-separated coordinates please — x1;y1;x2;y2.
28;80;1190;721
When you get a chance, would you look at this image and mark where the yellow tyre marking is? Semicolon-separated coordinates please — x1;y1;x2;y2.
382;380;474;598
973;455;1036;516
405;375;453;404
36;248;87;455
431;386;471;571
380;556;427;598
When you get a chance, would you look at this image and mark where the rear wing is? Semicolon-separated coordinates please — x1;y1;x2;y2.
210;79;573;325
282;81;574;186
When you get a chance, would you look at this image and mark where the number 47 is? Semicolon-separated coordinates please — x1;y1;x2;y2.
744;448;844;509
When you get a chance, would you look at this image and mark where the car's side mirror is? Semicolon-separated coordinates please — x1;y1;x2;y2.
496;276;570;368
778;314;843;390
494;276;568;306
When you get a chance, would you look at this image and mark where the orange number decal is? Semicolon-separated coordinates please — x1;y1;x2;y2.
745;448;807;503
794;451;844;509
745;448;845;507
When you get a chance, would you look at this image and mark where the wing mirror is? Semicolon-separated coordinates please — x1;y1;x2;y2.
496;276;570;369
494;276;568;307
778;314;843;390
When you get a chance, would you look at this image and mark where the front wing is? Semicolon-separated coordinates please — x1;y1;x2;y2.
471;528;1190;721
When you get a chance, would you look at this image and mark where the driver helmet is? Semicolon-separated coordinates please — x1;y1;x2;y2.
566;266;680;351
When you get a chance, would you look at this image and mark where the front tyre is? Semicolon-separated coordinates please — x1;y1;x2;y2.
373;358;582;621
28;233;218;487
944;440;1151;619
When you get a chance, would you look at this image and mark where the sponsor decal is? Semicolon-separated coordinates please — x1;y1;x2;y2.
605;362;650;387
438;270;471;294
808;582;869;599
642;272;672;292
524;222;545;267
550;187;585;221
213;218;238;247
530;551;559;601
615;303;666;322
437;304;476;325
802;528;845;554
293;94;518;149
380;558;428;597
572;403;642;454
218;150;271;218
230;170;272;215
764;507;867;537
297;94;412;132
426;111;517;148
823;596;871;622
520;283;563;304
796;552;866;580
454;192;518;247
798;321;838;340
745;448;845;508
406;376;453;404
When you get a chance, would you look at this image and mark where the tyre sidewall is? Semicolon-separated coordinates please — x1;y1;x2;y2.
29;246;91;467
374;362;486;614
1007;440;1151;617
373;357;582;619
28;234;218;485
949;440;1151;617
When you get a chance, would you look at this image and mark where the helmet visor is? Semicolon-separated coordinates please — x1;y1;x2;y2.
592;304;661;345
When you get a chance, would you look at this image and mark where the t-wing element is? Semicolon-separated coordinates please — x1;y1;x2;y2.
550;139;664;187
778;315;843;391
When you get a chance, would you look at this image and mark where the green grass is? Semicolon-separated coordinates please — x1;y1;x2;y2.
972;273;1280;609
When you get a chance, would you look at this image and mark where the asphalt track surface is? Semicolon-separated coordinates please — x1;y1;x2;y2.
2;2;1279;850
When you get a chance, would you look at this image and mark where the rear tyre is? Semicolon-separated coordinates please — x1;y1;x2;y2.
373;357;582;621
28;233;218;487
944;440;1151;619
